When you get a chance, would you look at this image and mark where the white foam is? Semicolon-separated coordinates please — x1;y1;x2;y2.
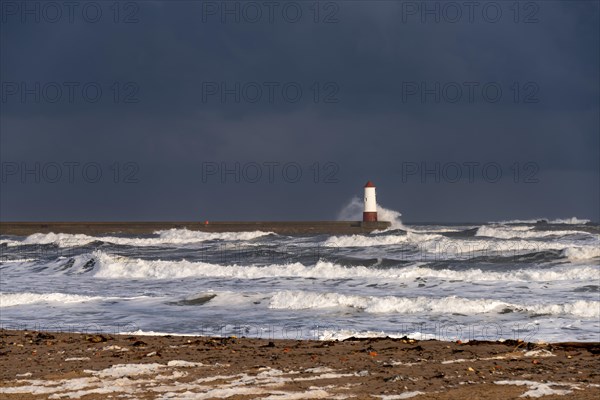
374;393;425;400
563;246;600;260
0;378;112;396
324;234;407;247
0;258;37;263
441;358;470;364
102;345;129;352
495;217;591;225
268;291;600;318
318;329;435;341
0;239;24;246
0;292;105;307
121;329;199;337
304;367;335;374
0;361;212;398
0;362;354;399
9;229;273;248
156;229;274;243
324;231;443;247
409;227;467;233
337;197;405;229
550;217;591;225
324;231;600;261
525;301;600;318
476;226;590;239
495;219;543;224
523;349;555;358
441;356;506;364
88;251;600;282
396;264;598;281
22;232;98;247
87;363;165;378
166;360;204;368
377;205;405;230
495;380;575;397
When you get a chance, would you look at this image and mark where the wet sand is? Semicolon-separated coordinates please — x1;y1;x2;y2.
1;329;598;399
0;221;391;236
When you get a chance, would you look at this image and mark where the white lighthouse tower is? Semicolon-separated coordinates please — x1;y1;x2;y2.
363;181;377;222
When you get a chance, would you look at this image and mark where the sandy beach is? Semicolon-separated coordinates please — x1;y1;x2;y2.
1;329;599;399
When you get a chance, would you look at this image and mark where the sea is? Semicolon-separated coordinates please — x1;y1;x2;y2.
1;205;599;343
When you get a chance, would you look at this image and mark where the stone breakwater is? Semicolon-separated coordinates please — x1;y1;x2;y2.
0;221;392;236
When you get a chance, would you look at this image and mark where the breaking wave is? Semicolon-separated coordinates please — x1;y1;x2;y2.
475;226;592;239
562;246;600;260
0;292;106;307
2;229;273;248
323;232;443;247
495;217;592;225
268;291;600;318
323;233;599;262
34;251;597;282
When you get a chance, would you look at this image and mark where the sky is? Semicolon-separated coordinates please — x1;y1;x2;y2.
1;0;599;223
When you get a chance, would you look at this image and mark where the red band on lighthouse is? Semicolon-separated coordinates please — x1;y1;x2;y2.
363;181;378;222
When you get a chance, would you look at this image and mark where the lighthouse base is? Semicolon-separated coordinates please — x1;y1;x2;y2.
363;212;378;222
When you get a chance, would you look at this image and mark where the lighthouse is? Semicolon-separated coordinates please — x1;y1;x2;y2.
363;181;378;222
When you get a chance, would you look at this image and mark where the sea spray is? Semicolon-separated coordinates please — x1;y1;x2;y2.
337;197;405;229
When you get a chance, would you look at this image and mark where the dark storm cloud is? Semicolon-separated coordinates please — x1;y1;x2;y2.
1;1;598;222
